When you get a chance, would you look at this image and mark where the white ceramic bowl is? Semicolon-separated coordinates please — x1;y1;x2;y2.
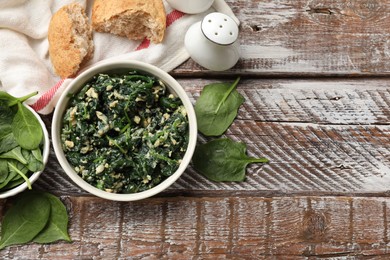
166;0;214;14
0;105;50;199
52;60;197;201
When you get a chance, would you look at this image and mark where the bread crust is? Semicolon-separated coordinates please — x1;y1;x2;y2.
48;3;93;78
92;0;166;43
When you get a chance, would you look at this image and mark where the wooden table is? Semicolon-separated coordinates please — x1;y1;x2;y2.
2;0;390;258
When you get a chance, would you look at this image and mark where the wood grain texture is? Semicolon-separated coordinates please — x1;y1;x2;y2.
3;0;390;258
1;196;390;259
174;0;390;76
36;78;390;196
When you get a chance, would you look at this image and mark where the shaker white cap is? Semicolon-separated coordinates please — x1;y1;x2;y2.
201;12;239;45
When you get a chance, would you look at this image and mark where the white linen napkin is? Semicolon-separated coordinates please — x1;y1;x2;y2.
0;0;238;114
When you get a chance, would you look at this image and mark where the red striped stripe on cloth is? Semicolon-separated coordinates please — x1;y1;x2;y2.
32;9;185;113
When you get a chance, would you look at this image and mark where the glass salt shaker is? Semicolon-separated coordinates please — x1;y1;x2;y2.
184;12;240;71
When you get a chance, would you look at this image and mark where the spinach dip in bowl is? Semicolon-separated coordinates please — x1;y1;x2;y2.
52;61;197;201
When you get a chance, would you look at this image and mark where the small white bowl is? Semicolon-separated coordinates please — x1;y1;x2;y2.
0;105;50;199
166;0;214;14
52;60;197;201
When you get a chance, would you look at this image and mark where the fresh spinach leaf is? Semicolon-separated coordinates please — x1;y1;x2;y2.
1;178;26;191
0;125;12;138
195;78;244;136
0;192;50;249
0;92;18;107
0;103;14;125
12;102;43;150
0;159;8;183
1;168;32;190
0;91;43;192
192;138;269;182
0;125;16;154
32;148;43;163
0;170;16;190
0;191;71;249
7;160;28;175
0;164;30;190
0;147;27;165
0;124;12;137
33;193;71;243
22;149;44;172
6;161;26;183
7;161;31;190
0;91;38;107
0;132;18;154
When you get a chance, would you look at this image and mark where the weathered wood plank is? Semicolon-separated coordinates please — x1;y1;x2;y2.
183;78;390;125
36;78;390;195
174;0;390;76
1;196;390;259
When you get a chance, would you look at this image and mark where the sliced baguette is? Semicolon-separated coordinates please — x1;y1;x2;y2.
92;0;166;43
48;3;94;78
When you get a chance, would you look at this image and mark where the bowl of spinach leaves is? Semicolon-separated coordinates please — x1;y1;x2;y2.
52;60;197;201
0;92;50;198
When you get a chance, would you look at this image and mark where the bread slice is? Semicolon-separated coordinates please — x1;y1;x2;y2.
48;3;94;78
92;0;166;43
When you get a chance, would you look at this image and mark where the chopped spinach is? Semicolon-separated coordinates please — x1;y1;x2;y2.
0;191;71;249
61;72;189;193
192;138;269;182
0;91;44;192
195;77;244;136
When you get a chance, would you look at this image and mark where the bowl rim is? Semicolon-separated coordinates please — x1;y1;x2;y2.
0;104;50;199
52;60;197;201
